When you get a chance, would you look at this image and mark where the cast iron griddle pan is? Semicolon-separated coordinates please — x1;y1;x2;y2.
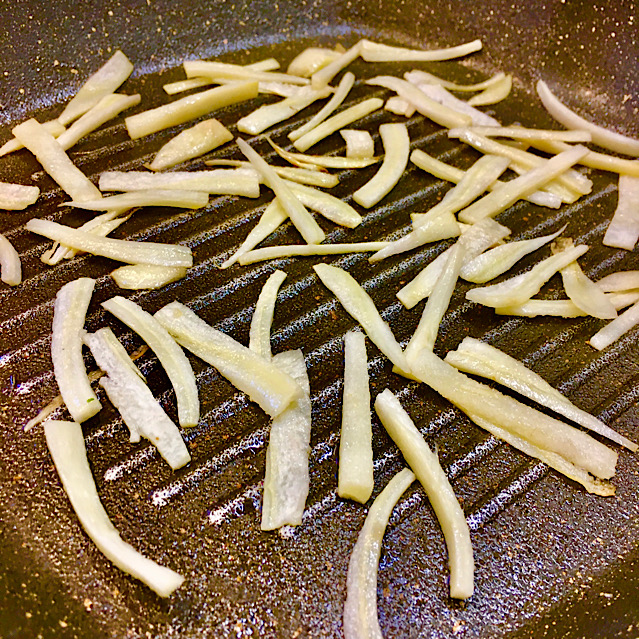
0;0;638;637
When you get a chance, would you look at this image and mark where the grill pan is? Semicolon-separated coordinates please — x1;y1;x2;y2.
1;1;638;637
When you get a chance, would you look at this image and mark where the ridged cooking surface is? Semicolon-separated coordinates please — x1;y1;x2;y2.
1;39;639;639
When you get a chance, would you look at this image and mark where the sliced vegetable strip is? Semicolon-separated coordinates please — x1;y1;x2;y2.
338;331;374;503
403;69;506;93
589;299;639;351
102;296;200;428
66;189;209;212
267;138;379;169
359;38;482;62
286;180;362;228
0;181;40;210
341;129;375;159
44;420;184;597
596;270;639;293
249;270;287;359
495;293;639;318
454;125;591;143
0;233;21;285
343;468;415;639
239;241;389;265
0;119;65;157
466;74;512;106
445;337;636;451
51;278;101;423
110;264;187;289
603;175;639;250
261;349;312;530
183;60;309;86
311;41;362;89
287;47;341;77
375;390;474;599
84;328;191;470
154;302;302;418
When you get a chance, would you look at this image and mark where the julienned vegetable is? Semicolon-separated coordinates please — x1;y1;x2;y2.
0;181;40;210
589;299;639;351
0;233;21;285
110;264;188;289
248;270;287;359
603;175;639;250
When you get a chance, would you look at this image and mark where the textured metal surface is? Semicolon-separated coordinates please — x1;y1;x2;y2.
1;1;638;638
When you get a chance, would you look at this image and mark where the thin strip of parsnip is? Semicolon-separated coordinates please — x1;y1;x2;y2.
589;299;639;351
596;271;639;293
338;331;374;503
341;129;375;159
286;180;362;228
467;74;512;106
311;42;362;89
0;181;40;210
403;69;506;92
65;189;209;212
249;270;287;359
0;233;21;285
0;119;65;156
360;38;482;62
267;138;379;169
288;47;341;77
454;125;591;143
183;60;309;85
44;420;184;597
111;264;187;289
239;241;389;265
495;292;639;318
603;175;639;250
375;390;474;599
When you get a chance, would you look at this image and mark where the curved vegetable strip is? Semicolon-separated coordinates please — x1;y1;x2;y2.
110;264;187;290
458;147;590;224
236;138;325;245
311;41;362;89
52;278;101;423
495;292;639;318
148;118;233;171
12;119;102;202
413;83;500;126
293;98;384;153
287;47;341;77
375;390;474;599
267;138;379;169
286;180;362;228
289;72;355;141
338;331;374;503
596;270;639;293
0;233;21;285
410;149;561;208
467;74;512;106
85;328;191;470
163;77;213;95
239;242;389;265
460;226;565;284
552;239;617;319
249;270;287;359
445;337;636;451
404;69;506;93
409;350;618;482
154;302;302;418
603;175;639;250
26;218;193;267
58;51;133;126
102;296;200;428
360;38;482;62
66;189;209;212
589;299;639;351
353;123;410;208
125;81;259;139
537;80;639;156
0;181;40;210
341;129;375;159
343;468;415;639
44;420;184;597
261;349;312;530
0;119;65;157
183;60;308;86
466;244;589;308
384;96;416;117
456;125;591;143
313;264;410;375
366;76;471;129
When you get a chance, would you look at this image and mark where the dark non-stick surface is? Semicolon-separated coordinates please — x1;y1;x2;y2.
1;1;638;638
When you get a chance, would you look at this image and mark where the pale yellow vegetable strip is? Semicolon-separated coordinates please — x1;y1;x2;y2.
375;390;474;599
98;170;259;198
529;139;639;177
267;137;379;169
125;81;259;139
65;189;209;212
58;51;134;126
313;264;410;374
467;74;512;106
537;80;639;156
56;93;141;150
44;420;184;597
287;47;341;78
102;296;200;428
495;292;639;318
360;38;482;62
293;98;384;153
239;242;389;265
51;278;102;424
596;271;639;293
466;244;588;308
110;265;187;290
286;180;362;228
460;226;565;284
220;200;287;269
341;129;375;159
163;77;213;95
249;270;287;359
154;301;302;418
369;210;460;263
338;331;374;504
409;350;618;482
26;218;193;267
410;149;561;208
183;60;309;86
397;218;510;309
445;337;637;451
457;146;590;224
0;181;40;210
289;72;355;142
261;349;312;530
0;119;65;156
366;76;471;129
589;299;639;351
405;242;464;361
353;123;410;208
343;467;415;639
148;118;233;171
311;41;362;89
237;86;332;135
384;96;416;118
457;125;592;143
403;69;506;93
553;239;617;319
603;175;639;250
0;233;21;286
12;119;102;202
236;138;325;244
